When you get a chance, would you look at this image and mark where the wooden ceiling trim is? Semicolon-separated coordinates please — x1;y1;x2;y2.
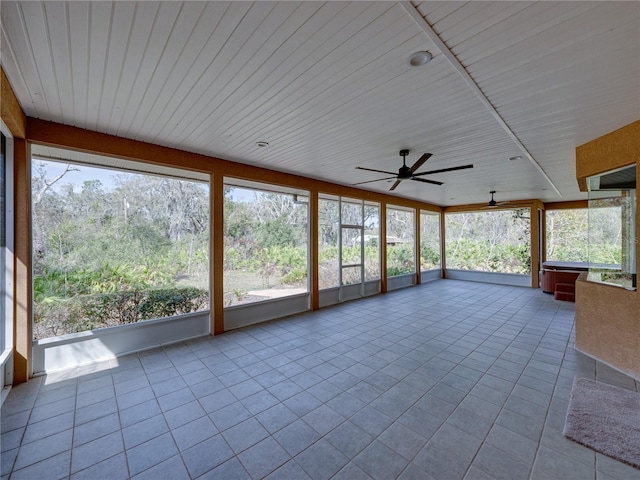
1;66;26;138
443;198;540;214
545;200;588;210
26;117;443;214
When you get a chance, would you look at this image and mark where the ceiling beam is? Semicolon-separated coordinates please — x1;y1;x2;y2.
400;1;562;197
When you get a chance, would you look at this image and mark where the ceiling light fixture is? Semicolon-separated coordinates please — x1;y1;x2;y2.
407;51;432;67
256;141;269;147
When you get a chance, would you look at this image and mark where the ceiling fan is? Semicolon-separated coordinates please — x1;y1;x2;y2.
353;149;473;191
484;191;529;217
485;190;516;208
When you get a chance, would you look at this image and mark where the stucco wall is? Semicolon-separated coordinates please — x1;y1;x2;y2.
574;121;639;379
575;275;640;379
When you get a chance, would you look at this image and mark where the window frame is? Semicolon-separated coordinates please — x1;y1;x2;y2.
386;204;417;278
30;149;211;340
223;178;311;307
444;209;532;275
1;127;15;391
317;194;380;291
419;209;441;272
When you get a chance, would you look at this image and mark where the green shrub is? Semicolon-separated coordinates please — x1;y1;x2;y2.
138;288;209;319
387;243;415;276
33;287;209;340
420;245;440;269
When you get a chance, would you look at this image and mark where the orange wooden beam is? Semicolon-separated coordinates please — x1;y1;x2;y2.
1;67;26;138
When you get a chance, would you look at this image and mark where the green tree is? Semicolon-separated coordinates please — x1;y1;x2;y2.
32;160;210;339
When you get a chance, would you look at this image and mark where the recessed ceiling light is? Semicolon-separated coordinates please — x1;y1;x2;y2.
509;155;523;161
256;141;269;147
408;51;432;67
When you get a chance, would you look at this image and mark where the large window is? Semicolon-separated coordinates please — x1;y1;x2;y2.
386;206;415;277
545;209;589;262
586;165;636;289
363;203;380;281
445;210;531;274
224;182;308;306
420;210;441;271
318;195;379;290
31;153;210;339
318;196;340;289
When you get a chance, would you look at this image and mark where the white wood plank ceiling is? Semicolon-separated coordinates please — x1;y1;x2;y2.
2;1;638;206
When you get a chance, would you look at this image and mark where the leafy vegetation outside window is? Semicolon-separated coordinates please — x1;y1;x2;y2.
420;210;441;270
587;193;636;289
387;206;415;277
445;210;531;274
32;157;210;340
546;209;589;262
585;165;636;289
363;204;380;281
318;197;340;289
224;183;308;306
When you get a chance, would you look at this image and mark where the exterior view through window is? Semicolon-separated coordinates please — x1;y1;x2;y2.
420;210;441;271
223;183;308;306
445;210;531;274
546;209;589;262
318;196;340;289
31;157;210;340
587;194;637;289
386;206;415;276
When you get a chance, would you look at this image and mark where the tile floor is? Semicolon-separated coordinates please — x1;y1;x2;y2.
1;279;639;480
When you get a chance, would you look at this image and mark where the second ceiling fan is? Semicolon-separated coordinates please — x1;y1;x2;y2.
485;190;517;208
354;150;473;191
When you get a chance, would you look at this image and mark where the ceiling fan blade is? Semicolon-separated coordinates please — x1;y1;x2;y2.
389;180;402;191
483;204;515;209
411;177;443;186
352;176;397;186
413;164;474;176
356;166;397;176
409;153;432;173
483;200;519;209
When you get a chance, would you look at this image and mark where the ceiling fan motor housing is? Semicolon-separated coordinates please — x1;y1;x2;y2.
398;149;412;178
489;190;497;206
398;166;413;179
